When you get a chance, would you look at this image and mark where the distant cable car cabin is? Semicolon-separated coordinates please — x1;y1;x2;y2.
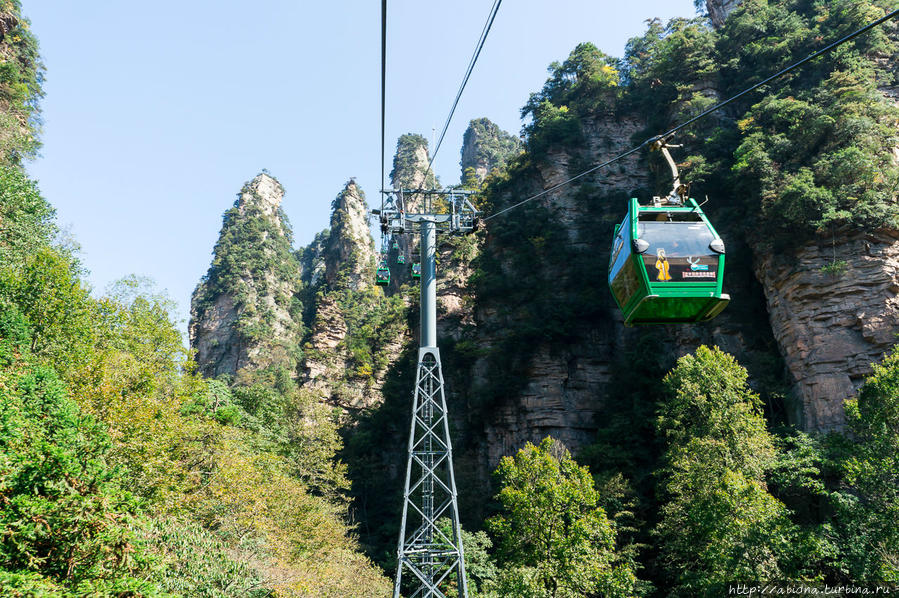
397;254;405;265
376;261;390;286
608;196;729;325
392;239;400;250
411;262;421;279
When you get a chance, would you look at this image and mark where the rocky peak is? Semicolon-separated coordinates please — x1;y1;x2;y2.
460;118;522;183
324;180;375;290
238;172;284;222
300;179;407;413
706;0;742;28
390;134;438;206
189;172;302;380
384;134;436;289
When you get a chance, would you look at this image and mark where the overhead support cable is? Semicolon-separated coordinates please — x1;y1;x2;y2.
484;7;899;222
380;0;388;193
424;0;503;179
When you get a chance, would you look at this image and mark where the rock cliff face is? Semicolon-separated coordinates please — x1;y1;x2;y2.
190;292;240;377
753;231;899;431
466;114;649;466
190;173;303;380
454;112;780;475
460;118;522;183
298;229;329;288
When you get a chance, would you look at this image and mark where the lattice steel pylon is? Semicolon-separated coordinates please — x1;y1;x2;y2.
394;344;466;598
375;190;477;598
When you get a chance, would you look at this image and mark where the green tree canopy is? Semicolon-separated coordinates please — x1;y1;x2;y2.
487;436;638;598
839;348;899;580
0;307;165;595
655;346;810;595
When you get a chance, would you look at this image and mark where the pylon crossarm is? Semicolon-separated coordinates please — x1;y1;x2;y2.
411;433;448;453
413;413;447;433
412;420;449;446
415;397;444;414
429;501;455;535
406;500;440;530
404;569;447;598
409;522;453;550
432;558;460;587
414;407;445;427
410;452;449;477
409;462;452;496
404;560;451;592
410;585;447;598
402;554;459;595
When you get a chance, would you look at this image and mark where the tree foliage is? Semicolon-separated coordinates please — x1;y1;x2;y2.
461;117;522;175
487;437;638;598
0;93;388;598
0;304;167;596
0;0;43;163
522;43;621;156
838;349;899;580
655;347;814;595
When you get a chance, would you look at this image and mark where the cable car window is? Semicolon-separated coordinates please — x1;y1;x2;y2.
611;257;641;306
636;221;716;259
637;220;719;283
609;216;630;279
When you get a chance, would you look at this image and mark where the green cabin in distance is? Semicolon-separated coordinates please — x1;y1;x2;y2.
608;197;730;325
376;260;390;286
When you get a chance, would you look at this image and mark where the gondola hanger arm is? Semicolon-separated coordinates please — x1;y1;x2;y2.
650;136;688;205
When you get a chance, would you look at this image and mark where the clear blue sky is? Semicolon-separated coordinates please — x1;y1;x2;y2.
24;0;698;335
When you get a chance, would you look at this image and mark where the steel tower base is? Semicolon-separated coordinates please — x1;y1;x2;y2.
393;347;468;598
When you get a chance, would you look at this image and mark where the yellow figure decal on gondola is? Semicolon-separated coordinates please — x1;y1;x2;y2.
655;248;672;282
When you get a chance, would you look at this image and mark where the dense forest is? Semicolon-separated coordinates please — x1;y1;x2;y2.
2;0;899;597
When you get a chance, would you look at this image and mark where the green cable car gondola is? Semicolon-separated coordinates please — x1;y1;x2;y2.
411;263;421;279
376;261;390;286
392;239;399;250
608;197;730;325
397;254;405;265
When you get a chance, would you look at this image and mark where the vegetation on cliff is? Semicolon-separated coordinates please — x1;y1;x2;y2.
461;117;523;181
445;0;899;593
191;175;305;378
390;133;439;190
